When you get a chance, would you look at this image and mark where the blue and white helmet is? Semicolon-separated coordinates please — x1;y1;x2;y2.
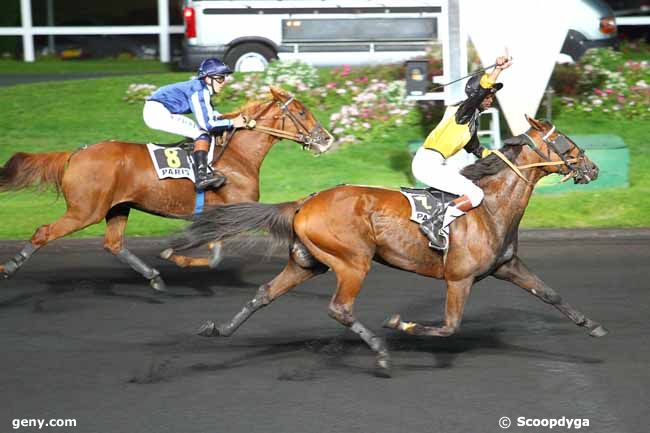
197;58;233;78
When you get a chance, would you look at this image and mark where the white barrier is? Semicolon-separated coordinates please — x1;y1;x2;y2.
0;0;184;63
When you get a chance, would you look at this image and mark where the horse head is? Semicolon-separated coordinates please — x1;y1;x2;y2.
239;86;333;155
504;115;599;184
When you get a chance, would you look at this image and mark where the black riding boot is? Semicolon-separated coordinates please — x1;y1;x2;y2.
419;205;448;250
193;150;225;190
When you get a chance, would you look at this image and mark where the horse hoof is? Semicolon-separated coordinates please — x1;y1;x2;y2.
374;356;392;378
1;260;18;279
159;248;174;260
382;314;401;329
150;275;167;292
197;321;219;337
589;325;609;338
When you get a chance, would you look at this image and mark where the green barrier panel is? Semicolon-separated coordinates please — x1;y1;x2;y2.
535;134;629;194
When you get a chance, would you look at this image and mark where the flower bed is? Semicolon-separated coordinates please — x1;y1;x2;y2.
552;44;650;119
223;60;416;148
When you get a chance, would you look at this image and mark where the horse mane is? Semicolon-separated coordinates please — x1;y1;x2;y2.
460;144;523;181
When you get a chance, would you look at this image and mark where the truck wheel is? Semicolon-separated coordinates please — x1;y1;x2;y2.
225;43;277;72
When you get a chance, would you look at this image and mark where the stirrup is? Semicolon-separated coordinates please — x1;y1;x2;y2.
419;218;447;251
427;232;448;251
196;173;226;190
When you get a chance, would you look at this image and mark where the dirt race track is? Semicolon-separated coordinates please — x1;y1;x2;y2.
0;231;648;433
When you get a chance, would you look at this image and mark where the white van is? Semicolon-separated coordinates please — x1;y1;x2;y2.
180;0;618;72
180;0;445;72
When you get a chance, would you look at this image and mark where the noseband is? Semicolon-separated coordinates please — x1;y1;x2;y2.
493;123;588;184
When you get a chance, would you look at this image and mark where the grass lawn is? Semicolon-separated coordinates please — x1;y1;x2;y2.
0;72;647;240
0;58;172;75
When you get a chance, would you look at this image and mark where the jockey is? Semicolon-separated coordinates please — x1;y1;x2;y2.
143;58;246;190
412;53;513;250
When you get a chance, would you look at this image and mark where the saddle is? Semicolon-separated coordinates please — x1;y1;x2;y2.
146;131;231;183
400;187;458;224
152;130;230;152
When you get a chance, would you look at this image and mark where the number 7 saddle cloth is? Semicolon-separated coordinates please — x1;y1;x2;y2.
146;139;216;184
400;186;458;224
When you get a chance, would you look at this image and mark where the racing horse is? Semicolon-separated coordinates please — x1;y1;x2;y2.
171;115;607;377
0;87;332;291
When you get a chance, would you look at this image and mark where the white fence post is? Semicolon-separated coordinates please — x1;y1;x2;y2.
20;0;34;62
158;0;170;63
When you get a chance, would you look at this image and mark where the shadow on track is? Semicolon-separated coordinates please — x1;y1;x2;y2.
128;311;603;384
0;263;266;310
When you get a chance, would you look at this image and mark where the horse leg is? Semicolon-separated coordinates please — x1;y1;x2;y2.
0;243;38;279
197;257;327;337
492;255;608;337
383;276;474;337
159;241;223;268
104;205;166;292
1;208;106;279
327;262;392;378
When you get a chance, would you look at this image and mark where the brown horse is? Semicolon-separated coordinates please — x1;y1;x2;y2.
171;115;606;377
0;86;332;291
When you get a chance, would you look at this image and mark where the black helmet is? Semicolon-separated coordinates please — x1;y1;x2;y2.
465;74;503;98
197;58;233;78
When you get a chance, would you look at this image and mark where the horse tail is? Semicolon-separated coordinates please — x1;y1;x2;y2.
0;151;71;194
171;199;307;252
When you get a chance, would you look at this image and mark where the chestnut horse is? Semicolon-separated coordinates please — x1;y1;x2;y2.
172;115;606;377
0;87;332;291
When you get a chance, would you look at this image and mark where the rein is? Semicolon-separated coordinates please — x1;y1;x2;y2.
492;124;583;184
244;96;321;147
210;95;317;166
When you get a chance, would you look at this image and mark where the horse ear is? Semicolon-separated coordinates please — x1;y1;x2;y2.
525;114;544;131
269;86;288;100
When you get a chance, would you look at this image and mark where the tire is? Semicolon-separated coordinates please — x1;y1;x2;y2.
225;43;277;72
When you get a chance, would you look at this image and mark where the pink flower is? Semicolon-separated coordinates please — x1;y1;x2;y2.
326;82;338;89
617;95;626;103
605;88;615;95
341;65;351;77
594;88;604;96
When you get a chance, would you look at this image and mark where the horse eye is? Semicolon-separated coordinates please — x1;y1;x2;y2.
299;111;305;116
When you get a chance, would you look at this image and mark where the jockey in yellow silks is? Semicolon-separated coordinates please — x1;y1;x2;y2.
412;54;513;250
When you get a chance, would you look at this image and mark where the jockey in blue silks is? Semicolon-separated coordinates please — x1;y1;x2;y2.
143;58;246;190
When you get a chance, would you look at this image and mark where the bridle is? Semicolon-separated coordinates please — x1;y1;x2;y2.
492;123;589;184
242;94;332;151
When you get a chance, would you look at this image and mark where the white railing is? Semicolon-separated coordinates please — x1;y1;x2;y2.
0;0;184;63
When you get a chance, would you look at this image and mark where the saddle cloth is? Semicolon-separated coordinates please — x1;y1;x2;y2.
146;138;216;183
400;187;458;224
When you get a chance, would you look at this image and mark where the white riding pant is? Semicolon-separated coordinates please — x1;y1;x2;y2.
411;146;485;229
143;100;205;140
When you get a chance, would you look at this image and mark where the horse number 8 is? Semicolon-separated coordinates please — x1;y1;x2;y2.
164;149;181;168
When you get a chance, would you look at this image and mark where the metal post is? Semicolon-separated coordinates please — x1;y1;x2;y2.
20;0;34;62
158;0;170;63
447;0;465;103
47;0;55;54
